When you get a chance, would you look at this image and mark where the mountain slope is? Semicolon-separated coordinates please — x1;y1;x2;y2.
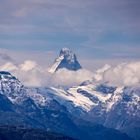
0;71;27;104
0;71;136;140
0;126;76;140
27;82;140;140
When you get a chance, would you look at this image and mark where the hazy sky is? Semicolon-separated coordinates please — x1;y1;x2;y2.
0;0;140;70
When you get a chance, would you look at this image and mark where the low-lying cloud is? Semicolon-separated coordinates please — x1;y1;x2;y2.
0;60;93;87
95;61;140;87
0;60;140;87
51;68;93;87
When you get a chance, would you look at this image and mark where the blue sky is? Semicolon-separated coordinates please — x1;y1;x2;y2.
0;0;140;69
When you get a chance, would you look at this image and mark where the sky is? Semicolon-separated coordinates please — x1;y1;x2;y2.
0;0;140;70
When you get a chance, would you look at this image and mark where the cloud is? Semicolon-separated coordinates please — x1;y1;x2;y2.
94;64;111;81
95;61;140;86
50;68;93;87
0;60;93;87
19;60;37;71
0;62;18;71
0;60;140;87
0;60;46;87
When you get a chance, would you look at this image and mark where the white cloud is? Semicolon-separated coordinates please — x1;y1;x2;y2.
50;68;93;87
0;60;46;87
95;61;140;87
19;60;37;71
0;62;18;71
0;60;140;87
94;64;111;81
0;60;93;87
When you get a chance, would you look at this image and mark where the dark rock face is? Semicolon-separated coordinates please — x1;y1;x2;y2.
0;71;11;75
56;48;82;71
49;48;82;73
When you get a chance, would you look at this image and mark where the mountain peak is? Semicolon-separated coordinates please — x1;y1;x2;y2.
59;48;76;63
60;47;71;54
49;48;82;73
0;71;26;104
59;48;73;57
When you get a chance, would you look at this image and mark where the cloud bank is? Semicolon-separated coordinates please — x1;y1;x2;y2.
95;61;140;87
0;60;140;87
0;60;93;87
51;68;93;87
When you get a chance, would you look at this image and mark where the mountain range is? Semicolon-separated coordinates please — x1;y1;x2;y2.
0;48;139;140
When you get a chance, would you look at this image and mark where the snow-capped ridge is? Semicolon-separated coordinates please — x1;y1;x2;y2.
0;71;27;104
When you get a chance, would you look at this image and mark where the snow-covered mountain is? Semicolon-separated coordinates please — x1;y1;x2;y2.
48;48;82;73
0;71;27;104
27;82;140;140
0;48;139;140
0;72;135;140
0;70;139;139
